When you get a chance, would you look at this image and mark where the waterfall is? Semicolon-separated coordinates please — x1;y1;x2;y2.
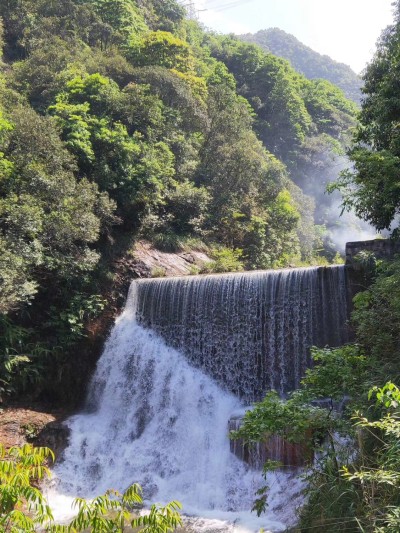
50;266;349;532
134;266;349;401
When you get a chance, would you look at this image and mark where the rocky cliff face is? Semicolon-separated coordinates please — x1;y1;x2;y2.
110;240;211;315
129;240;210;278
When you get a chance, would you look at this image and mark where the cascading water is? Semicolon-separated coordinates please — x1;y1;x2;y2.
134;266;349;400
50;266;349;532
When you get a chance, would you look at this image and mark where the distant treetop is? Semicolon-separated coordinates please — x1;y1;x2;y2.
240;28;362;105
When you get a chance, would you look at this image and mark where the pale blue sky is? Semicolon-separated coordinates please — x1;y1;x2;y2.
190;0;395;73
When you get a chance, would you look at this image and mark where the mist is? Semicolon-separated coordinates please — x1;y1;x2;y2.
292;148;379;255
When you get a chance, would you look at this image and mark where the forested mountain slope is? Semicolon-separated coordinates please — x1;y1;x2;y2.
0;0;356;403
240;28;362;104
207;32;358;249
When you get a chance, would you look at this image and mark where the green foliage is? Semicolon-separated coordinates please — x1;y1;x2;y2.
206;32;356;255
303;78;357;136
143;181;210;246
129;31;194;73
49;70;177;218
67;485;181;533
332;149;400;231
331;251;345;265
130;500;182;533
299;345;369;403
149;0;185;33
188;264;201;275
231;390;326;446
352;256;400;365
231;345;372;523
130;66;207;132
268;189;301;266
239;249;400;529
0;98;116;313
242;215;271;269
208;35;314;156
340;383;400;531
88;0;148;43
0;3;391;530
0;443;55;532
233;345;368;444
47;293;106;346
331;2;400;231
0;350;32;402
241;28;361;104
0;0;356;404
289;248;400;530
0;444;182;533
151;266;167;278
0;316;48;402
149;232;184;253
200;247;244;274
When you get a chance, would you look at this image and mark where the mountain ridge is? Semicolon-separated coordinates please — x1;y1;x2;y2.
240;27;362;104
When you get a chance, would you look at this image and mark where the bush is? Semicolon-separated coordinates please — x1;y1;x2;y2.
0;316;47;402
0;443;182;533
151;232;184;253
230;345;372;523
0;443;55;532
151;266;167;278
200;247;244;274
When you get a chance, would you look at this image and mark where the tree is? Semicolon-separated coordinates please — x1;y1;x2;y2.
0;100;115;313
342;383;400;532
332;1;400;231
48;71;176;220
207;36;313;157
231;345;371;521
81;0;148;47
129;31;194;73
240;28;362;105
150;0;185;33
352;256;400;365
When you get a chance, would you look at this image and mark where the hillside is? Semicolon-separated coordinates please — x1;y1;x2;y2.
240;28;362;104
0;0;356;405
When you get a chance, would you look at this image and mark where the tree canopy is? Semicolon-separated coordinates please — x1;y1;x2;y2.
241;28;362;104
332;1;400;231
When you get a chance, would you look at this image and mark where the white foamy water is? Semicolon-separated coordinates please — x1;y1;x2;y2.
133;267;349;400
49;283;305;531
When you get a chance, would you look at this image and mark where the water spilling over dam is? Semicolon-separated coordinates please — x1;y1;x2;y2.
52;265;350;531
134;266;349;400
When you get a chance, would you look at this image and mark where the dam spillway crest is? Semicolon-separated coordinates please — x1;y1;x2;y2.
134;266;349;401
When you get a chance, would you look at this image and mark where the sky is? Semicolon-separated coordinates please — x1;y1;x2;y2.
189;0;395;73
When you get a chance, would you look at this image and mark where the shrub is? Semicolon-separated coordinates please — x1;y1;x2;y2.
200;247;244;274
0;443;182;533
151;266;167;278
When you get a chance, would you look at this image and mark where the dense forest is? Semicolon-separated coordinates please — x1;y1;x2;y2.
0;0;357;404
241;28;362;104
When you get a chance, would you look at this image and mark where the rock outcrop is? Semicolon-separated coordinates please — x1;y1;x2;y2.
128;240;211;278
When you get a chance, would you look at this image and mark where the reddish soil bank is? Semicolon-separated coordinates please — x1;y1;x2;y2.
0;404;72;458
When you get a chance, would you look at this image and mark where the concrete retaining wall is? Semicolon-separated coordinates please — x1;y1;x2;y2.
346;239;400;266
